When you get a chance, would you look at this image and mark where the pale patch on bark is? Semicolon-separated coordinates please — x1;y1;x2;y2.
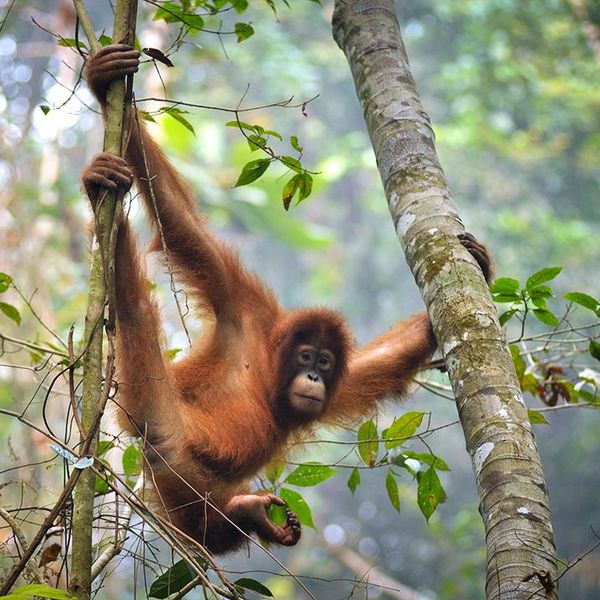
443;337;460;355
472;442;494;476
396;212;416;236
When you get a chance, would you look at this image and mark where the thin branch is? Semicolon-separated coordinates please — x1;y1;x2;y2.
72;0;100;53
135;93;319;114
90;475;144;580
0;470;81;595
0;332;69;359
0;506;43;584
0;0;16;34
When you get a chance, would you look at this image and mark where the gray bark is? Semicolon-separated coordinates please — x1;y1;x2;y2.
332;2;558;598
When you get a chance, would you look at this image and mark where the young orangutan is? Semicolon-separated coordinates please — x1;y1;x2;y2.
82;45;493;554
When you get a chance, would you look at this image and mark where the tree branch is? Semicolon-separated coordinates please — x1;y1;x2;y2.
332;2;558;598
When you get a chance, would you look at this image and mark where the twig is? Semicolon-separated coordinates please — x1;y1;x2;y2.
72;0;100;53
0;470;81;594
135;94;319;114
0;331;114;594
0;0;17;35
90;474;144;580
0;506;44;584
0;332;69;359
12;284;68;350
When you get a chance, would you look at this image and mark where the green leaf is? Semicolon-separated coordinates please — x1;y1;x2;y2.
233;0;248;13
590;340;600;362
0;301;21;325
139;110;157;123
290;135;303;153
385;471;400;512
285;462;336;487
492;294;521;303
234;159;271;187
357;419;379;467
263;0;277;13
393;454;421;475
528;409;549;424
98;34;112;47
296;172;313;204
383;412;424;450
281;156;302;173
57;37;87;50
225;120;258;132
416;467;447;521
0;272;12;293
234;578;273;597
95;474;110;495
499;309;517;326
564;291;600;316
529;285;554;309
261;128;283;141
40;105;51;116
97;440;115;458
282;172;314;210
279;487;315;529
282;174;301;210
530;296;548;310
265;458;285;484
234;22;255;42
248;134;267;152
122;443;142;478
2;583;75;599
525;267;562;291
347;467;360;494
160;107;195;134
401;451;450;471
154;3;204;29
490;277;520;295
149;558;206;599
576;388;599;404
529;285;553;300
532;308;560;327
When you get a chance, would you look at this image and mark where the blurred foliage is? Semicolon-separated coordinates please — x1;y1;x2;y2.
0;0;599;598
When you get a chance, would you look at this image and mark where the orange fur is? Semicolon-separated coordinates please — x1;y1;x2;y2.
103;120;436;553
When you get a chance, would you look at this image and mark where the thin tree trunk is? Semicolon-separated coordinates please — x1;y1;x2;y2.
69;2;138;598
332;2;558;599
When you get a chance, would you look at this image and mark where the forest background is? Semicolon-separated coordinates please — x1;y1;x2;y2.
0;1;599;599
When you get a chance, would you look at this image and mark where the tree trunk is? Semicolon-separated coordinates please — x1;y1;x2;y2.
332;2;558;599
69;2;138;599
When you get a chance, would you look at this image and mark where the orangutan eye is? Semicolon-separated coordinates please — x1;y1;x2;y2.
318;356;331;371
299;351;312;365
